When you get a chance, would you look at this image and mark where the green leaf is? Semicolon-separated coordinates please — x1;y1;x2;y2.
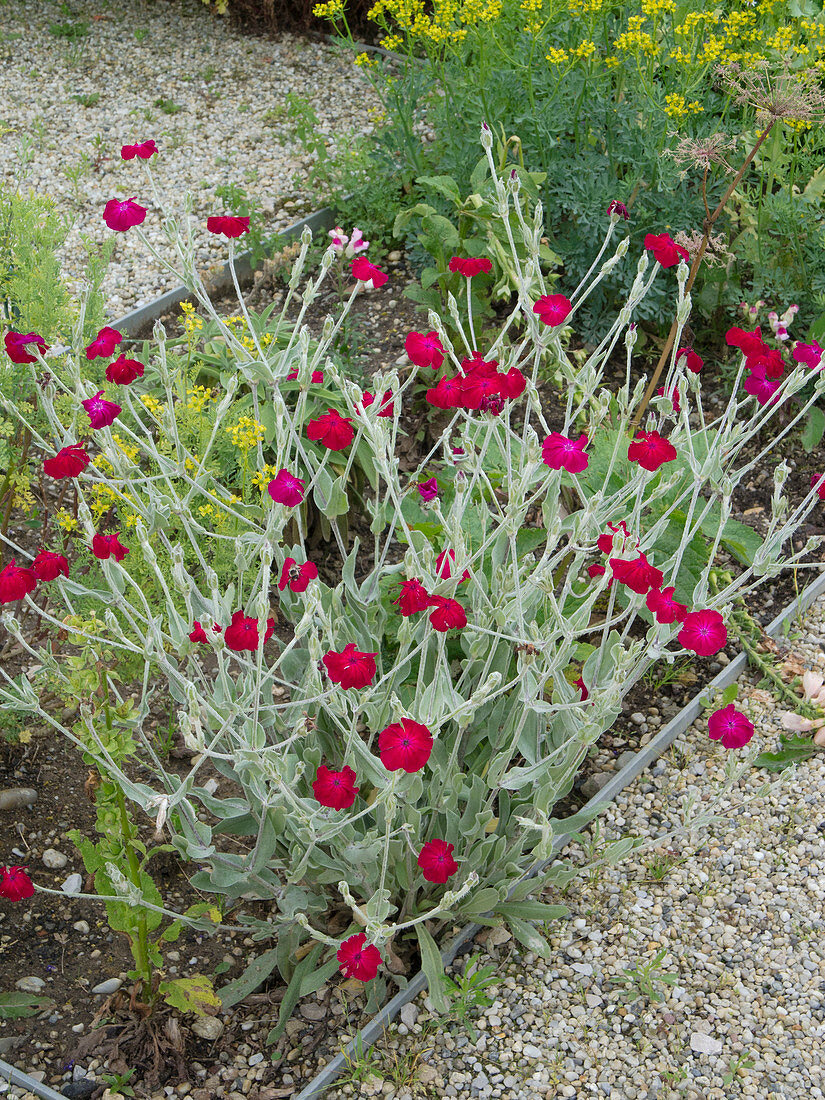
494;900;569;923
0;992;54;1019
721;683;738;705
801;407;825;454
266;941;325;1043
501;914;554;960
159;974;222;1017
458;887;501;918
417;174;462;205
414;921;452;1014
218;947;280;1010
754;734;817;772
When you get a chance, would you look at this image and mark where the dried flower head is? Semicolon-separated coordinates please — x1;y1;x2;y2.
674;230;735;268
665;133;736;174
719;61;825;126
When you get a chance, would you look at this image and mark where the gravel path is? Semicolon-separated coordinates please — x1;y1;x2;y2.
341;590;825;1100
0;0;379;317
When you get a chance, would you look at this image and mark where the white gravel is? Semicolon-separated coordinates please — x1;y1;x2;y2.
336;589;825;1100
0;0;380;318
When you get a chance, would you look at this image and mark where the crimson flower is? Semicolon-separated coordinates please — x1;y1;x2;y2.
533;293;573;328
224;610;275;652
428;596;467;632
793;341;823;371
417;477;438;502
351;256;388;288
43;443;90;479
378;718;433;773
646;586;688;625
105;354;145;385
574;676;589;701
448;256;492;277
460;368;501;411
188;620;213;642
588;563;607;579
708;704;755;749
31;551;69;583
811;474;825;501
435;549;470;582
644;233;689;268
268;469;305;507
4;331;48;364
607;200;630;220
418;839;458;883
676;347;703;374
323;643;377;690
313;765;359;810
499;366;527;400
678;609;727;657
121;139;157;160
609;552;663;595
82;391;121;429
206;215;250;238
406;330;445;369
359;390;395;417
0;560;37;604
103;197;147;231
425;376;464;409
307;408;355;450
743;365;781;406
85;326;123;360
726;326;765;357
337;932;381;982
91;533;130;561
278;557;318;593
393;578;432;617
597;520;635;556
655;386;681;413
627;429;678;472
0;865;35;902
542;432;589;473
746;347;784;379
286;368;324;383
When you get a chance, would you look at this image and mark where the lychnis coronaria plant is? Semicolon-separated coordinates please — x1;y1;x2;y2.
1;128;823;1029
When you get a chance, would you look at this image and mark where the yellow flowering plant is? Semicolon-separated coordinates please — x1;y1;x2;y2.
316;0;825;334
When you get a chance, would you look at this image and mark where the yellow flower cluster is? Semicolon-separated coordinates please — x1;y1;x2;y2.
546;46;568;64
180;300;203;335
313;0;345;17
89;483;118;521
567;0;603;14
570;39;596;59
640;0;674;17
380;34;404;50
56;510;79;532
224;315;274;354
664;93;704;119
251;464;281;492
355;52;378;67
226;416;265;451
111;434;140;462
614;16;657;56
140;394;165;419
460;0;501;24
186;385;214;413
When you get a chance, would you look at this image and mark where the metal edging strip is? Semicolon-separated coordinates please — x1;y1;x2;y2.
110;203;347;339
294;566;825;1099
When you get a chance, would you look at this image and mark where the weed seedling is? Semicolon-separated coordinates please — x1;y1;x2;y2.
609;945;678;1005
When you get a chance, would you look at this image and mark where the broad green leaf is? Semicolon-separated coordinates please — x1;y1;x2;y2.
801;407;825;454
502;914;554;960
417;174;462;205
414;921;452;1014
0;992;54;1019
267;941;326;1043
218;947;280;1010
494;900;569;923
159;974;222;1017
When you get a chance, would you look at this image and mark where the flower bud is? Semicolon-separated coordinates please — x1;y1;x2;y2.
480;121;492;149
